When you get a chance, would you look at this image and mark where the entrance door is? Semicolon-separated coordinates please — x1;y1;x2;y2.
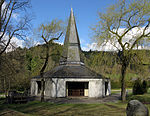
105;82;108;95
36;81;41;94
67;82;87;96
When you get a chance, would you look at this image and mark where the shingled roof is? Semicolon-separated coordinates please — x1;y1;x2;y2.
33;65;104;79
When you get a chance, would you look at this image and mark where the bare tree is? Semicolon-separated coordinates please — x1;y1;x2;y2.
37;19;63;102
92;0;150;101
0;0;31;55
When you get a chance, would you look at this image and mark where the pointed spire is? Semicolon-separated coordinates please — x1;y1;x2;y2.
70;8;74;20
71;7;73;14
60;8;84;65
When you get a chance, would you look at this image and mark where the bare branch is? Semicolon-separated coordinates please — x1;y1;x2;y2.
130;21;150;50
0;0;31;55
49;32;63;43
0;0;16;41
1;0;12;25
127;10;140;27
0;28;19;55
142;21;150;36
121;26;138;38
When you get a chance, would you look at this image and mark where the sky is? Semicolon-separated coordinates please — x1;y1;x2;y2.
30;0;117;51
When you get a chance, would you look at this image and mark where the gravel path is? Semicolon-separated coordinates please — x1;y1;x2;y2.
42;93;121;104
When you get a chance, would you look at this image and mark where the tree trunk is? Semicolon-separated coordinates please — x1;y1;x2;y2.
40;43;49;102
8;78;10;92
121;63;127;102
39;33;62;102
41;77;45;102
4;76;7;98
40;53;48;102
0;6;1;32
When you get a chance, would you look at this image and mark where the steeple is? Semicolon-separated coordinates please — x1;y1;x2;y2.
60;8;84;65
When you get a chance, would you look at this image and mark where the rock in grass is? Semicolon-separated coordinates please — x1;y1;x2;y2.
126;100;149;116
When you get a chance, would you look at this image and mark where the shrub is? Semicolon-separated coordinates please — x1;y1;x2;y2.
142;80;148;93
133;79;142;95
111;81;120;89
133;79;148;95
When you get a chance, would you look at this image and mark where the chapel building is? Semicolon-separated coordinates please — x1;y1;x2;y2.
30;8;111;98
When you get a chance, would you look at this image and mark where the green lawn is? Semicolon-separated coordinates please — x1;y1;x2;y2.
111;88;132;94
0;100;150;116
0;101;126;116
0;89;150;116
127;88;150;103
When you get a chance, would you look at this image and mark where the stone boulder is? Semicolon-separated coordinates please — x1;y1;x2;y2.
126;100;149;116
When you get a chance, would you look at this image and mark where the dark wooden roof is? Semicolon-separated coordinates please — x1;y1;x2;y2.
33;65;104;79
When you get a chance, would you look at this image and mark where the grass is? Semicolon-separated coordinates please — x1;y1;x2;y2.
0;89;149;116
0;100;149;116
111;89;121;94
0;101;127;116
107;73;138;81
128;93;150;103
0;93;5;98
127;88;150;103
148;88;150;94
0;93;5;95
111;88;132;94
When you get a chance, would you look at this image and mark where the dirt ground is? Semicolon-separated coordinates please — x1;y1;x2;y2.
33;93;121;104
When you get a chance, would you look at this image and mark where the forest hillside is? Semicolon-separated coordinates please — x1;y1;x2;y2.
0;43;150;92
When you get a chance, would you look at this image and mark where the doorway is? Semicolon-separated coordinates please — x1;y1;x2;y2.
67;82;88;96
105;82;108;95
36;81;41;94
